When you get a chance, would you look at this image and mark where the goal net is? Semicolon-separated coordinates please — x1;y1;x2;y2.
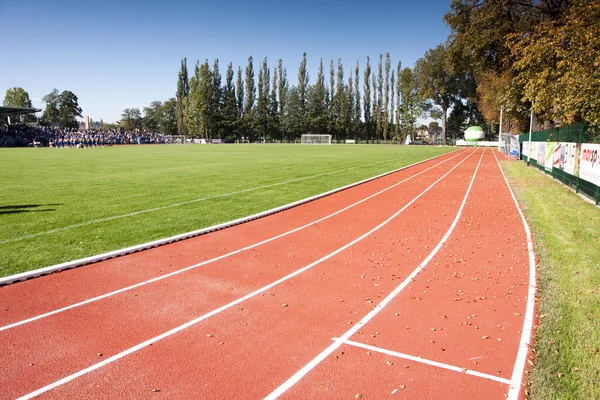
301;134;332;144
166;135;186;144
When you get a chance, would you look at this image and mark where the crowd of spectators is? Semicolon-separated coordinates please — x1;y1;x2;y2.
0;125;170;148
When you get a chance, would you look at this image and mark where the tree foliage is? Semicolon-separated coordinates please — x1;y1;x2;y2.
41;89;60;123
58;90;83;129
176;58;189;135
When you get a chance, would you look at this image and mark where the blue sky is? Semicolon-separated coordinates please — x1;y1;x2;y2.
0;0;451;123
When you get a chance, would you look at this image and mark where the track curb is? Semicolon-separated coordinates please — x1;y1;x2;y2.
0;149;460;286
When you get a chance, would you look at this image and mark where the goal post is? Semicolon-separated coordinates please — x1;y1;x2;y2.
301;134;332;144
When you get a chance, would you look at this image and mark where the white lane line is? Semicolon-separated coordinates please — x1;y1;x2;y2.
0;151;469;332
16;149;476;400
492;152;537;400
264;149;485;400
0;153;435;245
337;338;511;385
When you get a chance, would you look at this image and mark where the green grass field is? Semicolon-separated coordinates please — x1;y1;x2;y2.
0;144;455;276
502;161;600;400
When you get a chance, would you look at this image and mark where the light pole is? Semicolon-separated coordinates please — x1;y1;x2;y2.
527;101;534;166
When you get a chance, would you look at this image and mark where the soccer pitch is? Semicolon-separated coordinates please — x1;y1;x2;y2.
0;144;455;276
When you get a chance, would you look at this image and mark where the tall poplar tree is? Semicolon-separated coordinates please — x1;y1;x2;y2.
399;67;421;141
184;61;206;137
363;56;372;140
395;61;402;139
242;56;256;140
307;58;328;135
278;59;288;116
354;61;361;139
211;59;222;138
222;62;238;138
236;66;244;117
390;70;395;140
176;58;189;135
372;70;378;141
383;53;391;140
255;57;270;141
334;59;347;139
376;54;383;141
270;67;279;140
297;52;309;122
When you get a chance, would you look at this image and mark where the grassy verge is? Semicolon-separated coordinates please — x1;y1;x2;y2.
501;161;600;399
0;144;454;276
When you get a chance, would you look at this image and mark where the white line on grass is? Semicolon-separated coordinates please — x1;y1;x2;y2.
16;149;476;400
492;151;537;400
0;151;468;332
337;338;511;385
264;149;484;400
0;153;435;245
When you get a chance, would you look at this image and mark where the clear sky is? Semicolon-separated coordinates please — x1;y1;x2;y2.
0;0;451;123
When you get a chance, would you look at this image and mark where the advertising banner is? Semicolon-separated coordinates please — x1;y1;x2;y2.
561;142;578;175
580;143;600;186
522;141;530;158
554;142;562;169
538;142;546;165
545;142;554;171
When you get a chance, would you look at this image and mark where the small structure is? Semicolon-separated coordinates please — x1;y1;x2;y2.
464;126;485;144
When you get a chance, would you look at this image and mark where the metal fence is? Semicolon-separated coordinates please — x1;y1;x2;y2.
519;124;600;205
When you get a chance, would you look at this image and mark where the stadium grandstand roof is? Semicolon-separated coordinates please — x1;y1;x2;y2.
0;106;41;117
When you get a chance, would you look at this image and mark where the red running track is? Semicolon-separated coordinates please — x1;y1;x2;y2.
0;148;535;400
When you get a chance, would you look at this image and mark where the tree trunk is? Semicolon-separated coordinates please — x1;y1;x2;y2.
441;106;447;145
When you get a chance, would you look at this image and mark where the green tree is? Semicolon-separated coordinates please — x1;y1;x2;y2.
120;107;141;131
236;66;244;118
41;88;60;123
307;58;328;135
3;87;34;122
243;56;256;140
58;90;83;129
270;67;279;141
278;59;288;117
383;53;391;140
254;57;270;141
328;59;336;137
210;59;222;138
142;101;163;132
398;67;422;141
159;98;178;135
185;60;212;138
354;60;361;140
3;87;32;108
281;87;303;141
415;45;461;145
376;54;383;141
297;52;309;127
363;57;372;140
222;62;239;138
176;58;189;135
508;0;600;125
390;69;396;140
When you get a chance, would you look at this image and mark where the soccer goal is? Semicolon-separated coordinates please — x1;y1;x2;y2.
301;134;332;144
166;135;186;144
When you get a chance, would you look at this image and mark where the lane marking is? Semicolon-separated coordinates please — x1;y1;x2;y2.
16;149;476;399
0;152;437;245
0;151;468;332
336;338;511;385
492;151;537;400
1;150;460;285
264;149;485;400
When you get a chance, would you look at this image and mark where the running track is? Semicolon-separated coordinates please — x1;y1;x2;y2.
0;148;535;399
